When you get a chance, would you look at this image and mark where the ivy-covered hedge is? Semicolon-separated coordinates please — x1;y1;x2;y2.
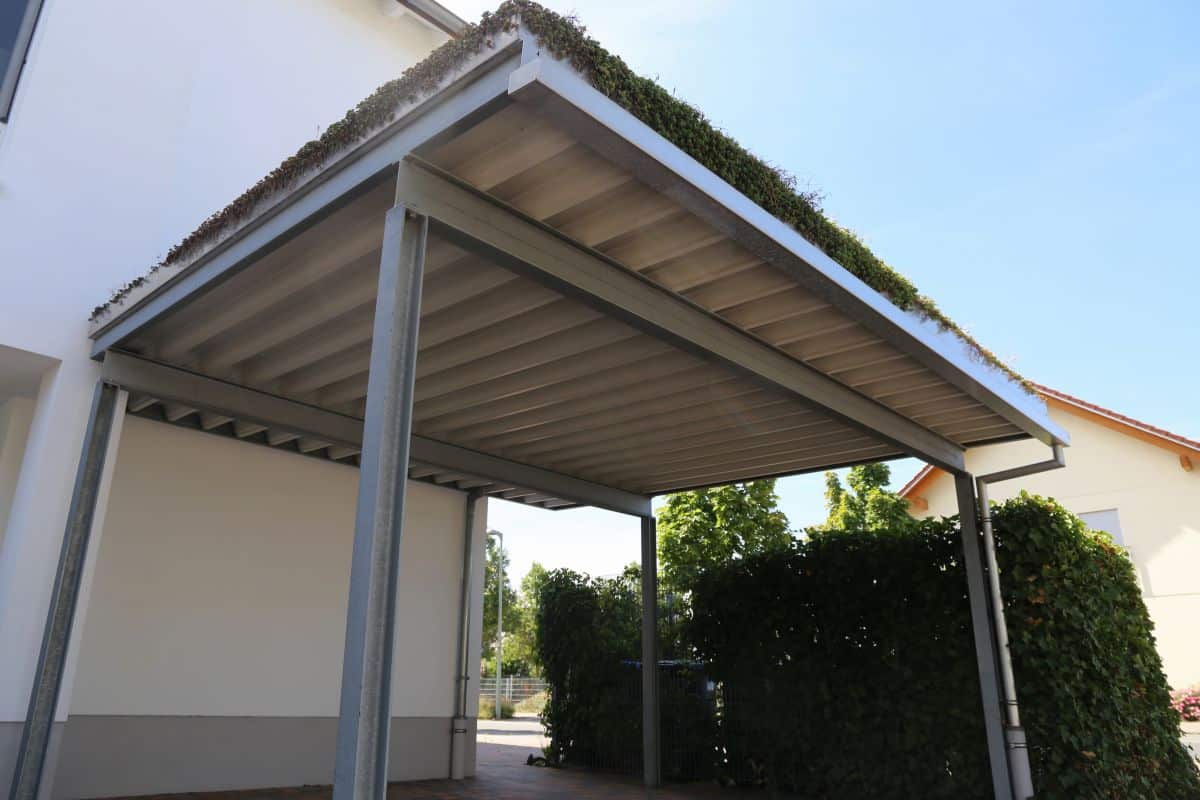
535;567;642;771
534;567;714;779
689;494;1200;799
92;2;1029;392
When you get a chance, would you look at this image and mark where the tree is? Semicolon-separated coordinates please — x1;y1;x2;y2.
818;463;916;533
657;480;793;597
506;561;549;675
482;532;519;671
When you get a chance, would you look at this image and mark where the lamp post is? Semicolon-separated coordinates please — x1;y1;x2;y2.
489;529;503;720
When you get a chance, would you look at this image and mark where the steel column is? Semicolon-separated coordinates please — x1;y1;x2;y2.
332;205;428;800
640;516;661;787
954;474;1015;800
9;382;127;800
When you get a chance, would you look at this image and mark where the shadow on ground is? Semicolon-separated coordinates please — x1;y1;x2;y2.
99;715;761;800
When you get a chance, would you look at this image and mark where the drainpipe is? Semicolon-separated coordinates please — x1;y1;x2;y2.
449;490;484;780
975;444;1065;800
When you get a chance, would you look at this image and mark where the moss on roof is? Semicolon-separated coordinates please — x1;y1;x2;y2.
93;1;1030;392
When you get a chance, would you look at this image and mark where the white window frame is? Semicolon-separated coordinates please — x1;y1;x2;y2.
1078;508;1125;547
0;0;46;124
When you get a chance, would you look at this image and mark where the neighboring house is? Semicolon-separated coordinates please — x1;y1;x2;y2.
901;385;1200;689
0;0;472;796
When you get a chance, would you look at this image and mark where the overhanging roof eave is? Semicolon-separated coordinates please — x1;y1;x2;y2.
86;29;1062;483
503;48;1069;451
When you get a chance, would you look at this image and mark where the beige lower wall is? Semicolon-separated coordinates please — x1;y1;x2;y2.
70;416;468;718
44;416;482;794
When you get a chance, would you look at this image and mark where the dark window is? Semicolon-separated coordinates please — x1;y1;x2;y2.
1;0;44;123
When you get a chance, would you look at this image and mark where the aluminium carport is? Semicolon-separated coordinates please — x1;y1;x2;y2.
14;21;1068;800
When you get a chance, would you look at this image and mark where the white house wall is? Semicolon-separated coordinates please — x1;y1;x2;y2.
49;416;480;798
0;0;449;787
0;396;34;549
914;406;1200;688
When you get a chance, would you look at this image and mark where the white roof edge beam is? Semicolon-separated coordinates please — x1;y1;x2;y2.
504;46;1068;450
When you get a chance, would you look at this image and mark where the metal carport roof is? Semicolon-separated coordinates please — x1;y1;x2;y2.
85;28;1066;510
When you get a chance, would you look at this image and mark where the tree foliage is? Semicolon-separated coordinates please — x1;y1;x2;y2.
657;480;793;596
535;568;642;768
818;462;917;533
482;532;519;670
505;561;549;675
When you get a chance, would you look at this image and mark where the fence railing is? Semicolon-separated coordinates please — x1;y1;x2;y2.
478;676;547;702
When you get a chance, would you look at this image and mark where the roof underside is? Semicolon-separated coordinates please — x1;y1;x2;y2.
90;28;1066;507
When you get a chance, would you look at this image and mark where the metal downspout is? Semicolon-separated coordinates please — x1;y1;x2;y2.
975;443;1066;800
449;490;484;779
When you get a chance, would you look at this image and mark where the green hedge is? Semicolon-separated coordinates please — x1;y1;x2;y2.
689;494;1200;799
535;568;642;771
535;567;714;779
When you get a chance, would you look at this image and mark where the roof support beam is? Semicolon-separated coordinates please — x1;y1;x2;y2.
98;351;651;516
395;160;966;473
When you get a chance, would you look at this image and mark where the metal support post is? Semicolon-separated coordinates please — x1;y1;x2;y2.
640;515;661;787
955;474;1015;800
332;205;428;800
491;530;504;720
9;382;127;800
976;444;1065;800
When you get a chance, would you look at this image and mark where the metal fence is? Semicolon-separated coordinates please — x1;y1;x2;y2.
478;676;547;702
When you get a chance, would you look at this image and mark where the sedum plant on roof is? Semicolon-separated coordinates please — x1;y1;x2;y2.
92;1;1030;392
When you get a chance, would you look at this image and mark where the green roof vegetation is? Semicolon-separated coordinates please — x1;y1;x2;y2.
93;1;1030;392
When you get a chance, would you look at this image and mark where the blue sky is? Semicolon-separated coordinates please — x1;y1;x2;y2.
450;0;1200;583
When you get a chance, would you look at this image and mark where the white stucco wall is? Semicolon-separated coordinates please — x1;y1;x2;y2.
0;396;34;549
70;415;467;718
913;405;1200;688
0;0;448;726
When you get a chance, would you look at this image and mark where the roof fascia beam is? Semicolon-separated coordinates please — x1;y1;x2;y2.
505;50;1069;450
99;351;652;517
395;160;965;474
89;37;524;358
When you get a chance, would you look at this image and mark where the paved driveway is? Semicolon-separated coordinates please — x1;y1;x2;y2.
101;717;759;800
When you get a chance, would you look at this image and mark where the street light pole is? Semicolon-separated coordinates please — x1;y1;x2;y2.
489;530;503;720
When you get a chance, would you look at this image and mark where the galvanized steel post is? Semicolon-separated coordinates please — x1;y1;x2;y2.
9;381;127;800
332;205;428;800
955;474;1015;800
640;515;661;787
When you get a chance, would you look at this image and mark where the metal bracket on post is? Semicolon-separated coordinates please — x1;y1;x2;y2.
640;515;661;788
332;204;428;800
9;381;127;800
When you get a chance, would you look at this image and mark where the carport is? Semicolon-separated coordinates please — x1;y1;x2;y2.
12;12;1068;800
